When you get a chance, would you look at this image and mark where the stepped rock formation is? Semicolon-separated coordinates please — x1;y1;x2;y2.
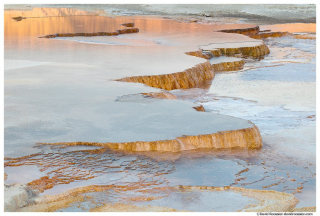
116;61;215;91
116;54;246;91
248;31;289;39
219;26;260;35
174;185;299;212
114;25;273;91
201;41;270;58
39;28;139;38
219;25;290;40
293;34;316;40
211;59;245;72
116;29;270;91
39;125;262;152
13;184;299;212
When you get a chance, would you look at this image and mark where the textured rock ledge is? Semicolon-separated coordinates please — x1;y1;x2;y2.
14;184;299;212
248;31;290;39
219;26;290;40
115;25;273;90
201;42;270;58
16;184;171;212
116;54;245;90
211;58;245;72
39;124;262;152
116;61;215;91
39;28;139;38
174;185;299;212
219;26;260;35
293;34;316;40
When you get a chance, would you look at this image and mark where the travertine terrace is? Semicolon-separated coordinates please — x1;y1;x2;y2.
5;8;266;153
116;61;216;90
39;124;262;151
39;27;139;38
5;184;299;212
4;5;316;212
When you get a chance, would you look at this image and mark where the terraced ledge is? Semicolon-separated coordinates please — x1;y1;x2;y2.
39;28;139;38
115;25;273;90
175;185;299;212
293;34;316;40
201;41;270;58
39;125;262;152
248;31;290;39
15;184;170;212
116;54;246;90
211;58;245;72
219;26;260;35
11;184;299;212
116;61;215;91
219;25;290;40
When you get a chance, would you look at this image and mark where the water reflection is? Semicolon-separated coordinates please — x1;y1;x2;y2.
5;7;255;52
5;7;97;18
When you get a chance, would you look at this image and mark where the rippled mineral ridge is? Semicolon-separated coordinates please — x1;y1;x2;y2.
4;6;316;212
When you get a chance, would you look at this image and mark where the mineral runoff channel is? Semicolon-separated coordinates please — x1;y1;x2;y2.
4;7;315;212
